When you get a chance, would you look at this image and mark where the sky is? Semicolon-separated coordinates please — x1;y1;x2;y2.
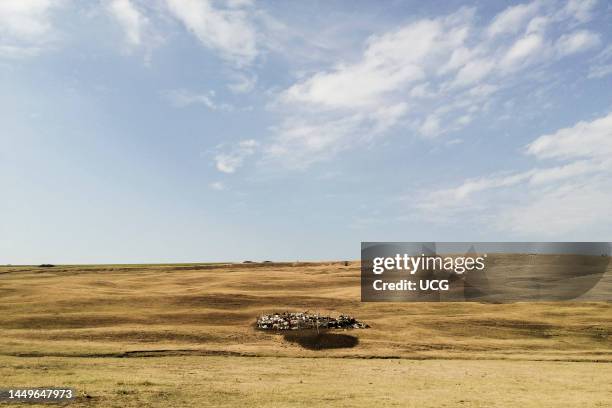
1;0;611;264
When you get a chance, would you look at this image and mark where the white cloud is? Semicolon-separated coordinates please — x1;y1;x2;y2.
163;89;233;111
419;159;607;212
165;0;257;66
107;0;148;47
264;103;409;168
0;44;42;58
242;2;608;171
467;83;498;98
0;0;59;58
414;111;612;236
281;12;471;110
264;115;363;168
588;45;612;79
226;0;254;8
214;139;258;173
500;33;546;70
496;181;612;236
227;73;257;94
419;115;442;138
189;1;606;173
417;171;534;212
528;160;602;185
371;102;409;133
456;114;472;126
209;181;225;191
555;30;600;57
589;64;612;79
452;58;495;87
215;154;241;173
266;9;475;164
486;1;540;37
559;0;598;23
0;0;53;38
526;112;612;160
525;15;551;35
409;83;436;98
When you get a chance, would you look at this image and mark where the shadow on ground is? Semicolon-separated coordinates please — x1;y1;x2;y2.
283;332;359;350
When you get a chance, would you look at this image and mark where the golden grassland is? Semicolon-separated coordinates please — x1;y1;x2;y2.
1;259;611;407
3;356;611;408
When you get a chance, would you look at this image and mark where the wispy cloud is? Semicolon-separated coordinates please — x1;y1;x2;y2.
0;0;61;58
494;180;612;236
555;30;600;57
588;44;612;79
214;139;258;173
227;72;257;94
486;1;540;37
164;0;258;67
560;0;598;23
209;181;225;191
236;0;604;170
163;89;233;111
107;0;148;47
526;112;612;160
414;111;612;235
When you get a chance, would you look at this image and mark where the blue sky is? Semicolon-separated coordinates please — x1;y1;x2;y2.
1;0;611;264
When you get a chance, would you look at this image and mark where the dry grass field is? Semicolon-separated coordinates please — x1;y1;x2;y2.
1;260;611;407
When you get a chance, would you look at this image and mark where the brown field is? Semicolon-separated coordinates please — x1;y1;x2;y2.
1;260;611;407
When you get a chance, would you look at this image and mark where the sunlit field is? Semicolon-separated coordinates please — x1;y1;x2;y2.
1;261;610;407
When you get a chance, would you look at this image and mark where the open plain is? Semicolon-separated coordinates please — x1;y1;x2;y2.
1;259;611;407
